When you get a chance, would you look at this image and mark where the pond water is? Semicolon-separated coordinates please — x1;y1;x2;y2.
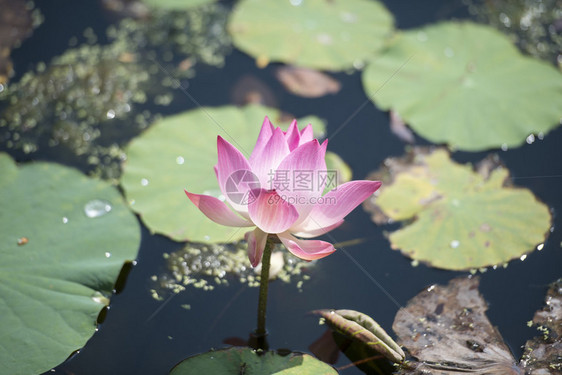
3;0;561;374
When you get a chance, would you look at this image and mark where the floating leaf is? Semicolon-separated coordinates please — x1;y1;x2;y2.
121;105;325;243
275;66;341;98
362;21;562;151
228;0;394;70
0;154;140;375
312;309;404;364
140;0;215;10
170;347;337;374
520;278;562;373
393;277;519;374
363;147;551;270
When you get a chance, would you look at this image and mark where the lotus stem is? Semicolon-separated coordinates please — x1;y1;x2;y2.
255;235;274;346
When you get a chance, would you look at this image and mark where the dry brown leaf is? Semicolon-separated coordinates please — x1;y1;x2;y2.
393;277;520;374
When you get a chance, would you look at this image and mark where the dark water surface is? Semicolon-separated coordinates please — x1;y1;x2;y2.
6;1;561;374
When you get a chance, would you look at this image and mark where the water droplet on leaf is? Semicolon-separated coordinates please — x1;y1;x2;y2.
84;199;112;218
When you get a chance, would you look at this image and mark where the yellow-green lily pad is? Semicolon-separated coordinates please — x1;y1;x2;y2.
228;0;394;71
363;148;551;270
0;154;140;375
362;21;562;151
120;105;325;243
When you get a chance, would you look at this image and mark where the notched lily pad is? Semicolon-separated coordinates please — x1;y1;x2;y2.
312;309;404;364
228;0;394;70
121;104;326;243
0;154;140;375
362;21;562;151
363;147;551;270
393;277;519;374
170;347;337;375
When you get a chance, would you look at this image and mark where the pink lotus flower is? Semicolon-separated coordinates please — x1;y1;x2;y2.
185;117;381;267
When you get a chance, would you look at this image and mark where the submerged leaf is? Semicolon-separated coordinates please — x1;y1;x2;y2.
393;277;520;374
170;347;337;374
0;154;140;375
362;21;562;151
275;66;341;98
363;147;551;270
228;0;394;70
312;309;404;364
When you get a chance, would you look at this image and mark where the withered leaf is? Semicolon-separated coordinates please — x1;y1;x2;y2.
520;278;562;374
393;277;520;374
312;308;404;364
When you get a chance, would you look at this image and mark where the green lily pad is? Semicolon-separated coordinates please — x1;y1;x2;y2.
120;105;325;243
0;154;140;375
363;148;551;270
228;0;394;71
141;0;215;10
362;21;562;151
170;347;337;375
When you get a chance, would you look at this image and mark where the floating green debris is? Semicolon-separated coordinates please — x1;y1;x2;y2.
171;347;338;375
0;43;151;181
150;241;313;300
465;0;562;65
362;21;562;151
0;153;140;375
363;147;551;270
121;104;326;243
228;0;394;70
107;3;231;72
0;3;231;181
